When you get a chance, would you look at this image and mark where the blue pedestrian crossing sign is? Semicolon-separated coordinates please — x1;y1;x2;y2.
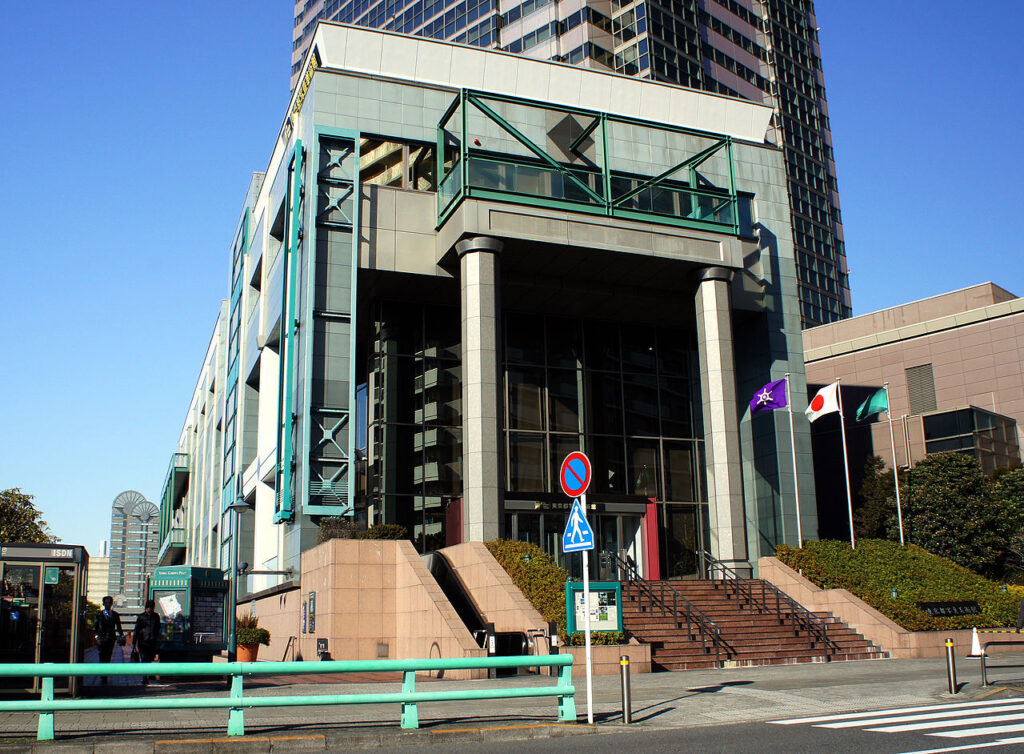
562;498;595;553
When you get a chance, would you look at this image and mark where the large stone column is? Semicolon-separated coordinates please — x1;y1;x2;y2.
694;266;747;567
456;236;503;542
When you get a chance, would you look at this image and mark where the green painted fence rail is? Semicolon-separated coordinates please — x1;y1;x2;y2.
0;656;576;741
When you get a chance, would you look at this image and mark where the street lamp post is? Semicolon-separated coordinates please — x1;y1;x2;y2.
226;494;249;662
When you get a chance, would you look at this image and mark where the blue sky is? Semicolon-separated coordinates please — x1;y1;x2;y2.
1;1;1022;552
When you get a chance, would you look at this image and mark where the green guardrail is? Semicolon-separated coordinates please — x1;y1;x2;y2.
0;656;576;741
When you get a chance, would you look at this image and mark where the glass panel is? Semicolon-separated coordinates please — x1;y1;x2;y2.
662;504;701;579
584;323;620;371
545;318;583;368
423;306;460;359
585;371;623;435
628;438;661;497
548;368;581;433
509;433;546;492
590;436;626;494
664;440;697;501
508;367;545;430
517;511;541;548
623;373;659;436
596;516;620;580
620;324;657;373
505;313;546;365
416;496;447;553
40;567;76;664
657;328;692;376
660;377;693;438
0;564;40;687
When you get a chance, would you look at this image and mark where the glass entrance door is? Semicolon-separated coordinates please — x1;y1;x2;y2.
661;504;703;579
0;563;42;689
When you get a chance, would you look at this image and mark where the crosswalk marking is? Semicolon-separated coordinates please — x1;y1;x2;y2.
770;698;1024;752
901;735;1024;754
819;703;1024;729
936;722;1024;738
770;698;1024;726
869;711;1024;733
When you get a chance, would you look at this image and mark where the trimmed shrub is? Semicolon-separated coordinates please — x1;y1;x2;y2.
356;523;409;540
317;517;360;543
776;539;1019;631
485;540;569;639
568;631;626;646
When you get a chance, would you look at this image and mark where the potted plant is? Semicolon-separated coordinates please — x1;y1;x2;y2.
235;614;270;662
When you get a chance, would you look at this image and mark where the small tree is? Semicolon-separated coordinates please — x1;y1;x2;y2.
0;488;55;543
854;456;897;540
994;466;1024;577
901;454;1005;577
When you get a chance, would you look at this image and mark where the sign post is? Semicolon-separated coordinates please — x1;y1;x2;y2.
560;451;595;724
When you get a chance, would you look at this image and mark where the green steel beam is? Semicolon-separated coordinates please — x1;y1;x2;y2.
567;115;601;157
274;140;304;523
466;93;605;205
610;138;730;208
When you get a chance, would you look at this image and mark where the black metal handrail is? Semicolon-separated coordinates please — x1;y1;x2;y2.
699;550;839;656
613;553;729;666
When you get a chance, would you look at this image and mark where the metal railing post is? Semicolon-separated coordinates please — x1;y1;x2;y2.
37;676;54;742
400;670;418;729
981;644;989;687
619;655;632;724
228;673;245;736
558;662;577;721
945;638;958;694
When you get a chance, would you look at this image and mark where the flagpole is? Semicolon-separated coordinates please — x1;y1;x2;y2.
884;382;905;546
784;373;803;546
835;378;855;549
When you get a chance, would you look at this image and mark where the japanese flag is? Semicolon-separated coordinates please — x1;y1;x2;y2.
805;382;840;422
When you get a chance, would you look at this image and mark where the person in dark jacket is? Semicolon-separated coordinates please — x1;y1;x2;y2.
93;595;124;684
133;600;161;683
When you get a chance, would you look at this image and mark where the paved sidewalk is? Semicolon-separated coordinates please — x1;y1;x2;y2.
1;653;1022;752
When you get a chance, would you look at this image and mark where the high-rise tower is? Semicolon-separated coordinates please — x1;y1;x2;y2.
292;0;849;327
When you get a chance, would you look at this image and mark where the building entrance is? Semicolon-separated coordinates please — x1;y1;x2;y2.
0;544;89;693
504;507;642;580
660;503;705;579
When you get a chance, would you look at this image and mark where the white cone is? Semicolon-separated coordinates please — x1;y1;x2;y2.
970;627;983;657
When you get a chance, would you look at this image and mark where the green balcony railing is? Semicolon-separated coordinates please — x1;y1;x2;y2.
437;90;739;235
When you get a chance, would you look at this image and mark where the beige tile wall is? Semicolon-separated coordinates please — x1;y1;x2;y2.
248;539;487;678
804;312;1024;468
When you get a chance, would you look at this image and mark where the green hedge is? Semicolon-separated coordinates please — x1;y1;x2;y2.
776;539;1019;631
485;539;626;645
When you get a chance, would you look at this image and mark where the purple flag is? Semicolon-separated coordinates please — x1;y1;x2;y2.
749;378;788;414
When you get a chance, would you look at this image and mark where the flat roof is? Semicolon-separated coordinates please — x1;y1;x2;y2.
303;23;774;144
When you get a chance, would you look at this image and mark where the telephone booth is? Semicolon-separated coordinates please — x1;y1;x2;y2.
0;543;89;694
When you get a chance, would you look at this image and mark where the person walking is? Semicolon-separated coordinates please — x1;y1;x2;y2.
133;600;162;685
94;596;124;684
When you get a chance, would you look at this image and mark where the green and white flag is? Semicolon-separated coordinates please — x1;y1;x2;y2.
855;388;888;421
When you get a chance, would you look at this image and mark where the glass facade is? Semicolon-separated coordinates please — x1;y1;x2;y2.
367;302;464;553
922;407;1021;474
294;0;850;327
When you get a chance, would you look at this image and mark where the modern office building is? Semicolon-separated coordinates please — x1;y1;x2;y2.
803;283;1024;539
85;540;110;605
293;0;850;328
158;25;816;606
106;490;160;615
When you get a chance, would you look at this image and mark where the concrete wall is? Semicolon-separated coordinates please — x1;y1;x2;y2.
266;539;486;678
440;542;546;634
759;556;1020;659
